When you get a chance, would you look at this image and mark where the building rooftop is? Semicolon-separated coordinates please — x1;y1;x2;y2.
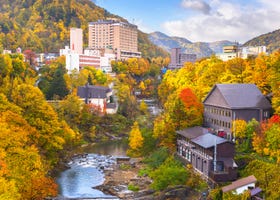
89;19;137;28
203;84;271;109
192;133;228;148
177;127;230;148
77;85;111;99
177;126;208;139
222;175;257;193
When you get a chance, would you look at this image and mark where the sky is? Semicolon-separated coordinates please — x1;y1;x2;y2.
94;0;280;43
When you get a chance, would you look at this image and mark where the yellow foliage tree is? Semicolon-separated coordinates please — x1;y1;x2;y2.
232;119;247;139
127;121;144;157
139;100;148;115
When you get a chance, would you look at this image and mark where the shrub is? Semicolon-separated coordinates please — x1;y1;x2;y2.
128;183;139;192
143;147;169;169
149;156;188;190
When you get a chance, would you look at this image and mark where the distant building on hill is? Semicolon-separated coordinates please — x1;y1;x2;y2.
239;46;266;59
216;45;267;61
168;48;197;69
88;19;141;60
60;27;115;74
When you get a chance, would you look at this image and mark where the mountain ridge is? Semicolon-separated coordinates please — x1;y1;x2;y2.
149;31;235;58
243;28;280;53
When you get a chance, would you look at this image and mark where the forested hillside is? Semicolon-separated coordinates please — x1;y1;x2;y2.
0;0;168;58
243;29;280;53
0;53;79;199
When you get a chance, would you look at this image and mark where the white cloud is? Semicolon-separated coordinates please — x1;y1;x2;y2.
181;0;211;14
163;0;280;43
133;19;153;33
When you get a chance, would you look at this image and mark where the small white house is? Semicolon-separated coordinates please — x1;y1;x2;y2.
77;84;117;114
222;175;257;195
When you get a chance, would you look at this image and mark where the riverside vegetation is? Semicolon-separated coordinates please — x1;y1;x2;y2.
1;1;280;199
1;50;280;199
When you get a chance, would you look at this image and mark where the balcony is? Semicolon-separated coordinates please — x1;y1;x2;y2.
177;140;213;161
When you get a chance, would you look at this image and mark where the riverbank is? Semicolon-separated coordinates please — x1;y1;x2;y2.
95;157;154;199
95;157;200;200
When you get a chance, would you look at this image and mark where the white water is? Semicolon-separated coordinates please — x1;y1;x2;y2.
56;154;116;198
56;140;128;198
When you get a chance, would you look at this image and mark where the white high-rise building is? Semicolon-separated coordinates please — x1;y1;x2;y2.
70;28;83;55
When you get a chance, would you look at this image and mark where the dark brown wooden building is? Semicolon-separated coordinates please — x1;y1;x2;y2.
177;126;237;183
203;84;272;140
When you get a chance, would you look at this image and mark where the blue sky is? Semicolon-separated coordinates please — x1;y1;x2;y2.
95;0;280;43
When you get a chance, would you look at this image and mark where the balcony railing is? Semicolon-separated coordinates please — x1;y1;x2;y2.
177;140;213;160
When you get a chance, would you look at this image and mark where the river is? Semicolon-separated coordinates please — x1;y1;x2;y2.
56;140;128;199
56;99;159;199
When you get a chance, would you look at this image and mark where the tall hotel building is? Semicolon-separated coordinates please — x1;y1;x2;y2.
88;19;141;60
168;48;197;69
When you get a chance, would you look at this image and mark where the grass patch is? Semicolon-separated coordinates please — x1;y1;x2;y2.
128;183;139;192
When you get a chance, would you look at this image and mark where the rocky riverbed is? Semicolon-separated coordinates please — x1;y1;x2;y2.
94;157;153;199
95;157;200;200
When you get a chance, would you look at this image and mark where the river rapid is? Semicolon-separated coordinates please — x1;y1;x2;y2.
56;140;128;199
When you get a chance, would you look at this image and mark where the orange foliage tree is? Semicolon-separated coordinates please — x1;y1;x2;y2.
252;115;280;163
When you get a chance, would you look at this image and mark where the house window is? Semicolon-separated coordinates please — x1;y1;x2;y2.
186;150;191;162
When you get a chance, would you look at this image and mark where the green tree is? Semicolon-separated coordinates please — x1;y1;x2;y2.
47;64;69;100
150;156;188;191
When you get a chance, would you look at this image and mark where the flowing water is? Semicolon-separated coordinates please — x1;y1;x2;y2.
56;140;128;199
139;98;162;116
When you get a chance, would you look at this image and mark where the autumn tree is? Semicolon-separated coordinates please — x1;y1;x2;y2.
0;111;57;199
11;84;76;163
243;160;280;199
114;73;138;119
127;121;144;157
268;51;280;113
139;100;149;115
252;115;280;163
232;119;247;142
195;56;225;98
153;113;176;149
154;88;203;149
57;92;83;130
23;49;37;67
221;58;248;83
